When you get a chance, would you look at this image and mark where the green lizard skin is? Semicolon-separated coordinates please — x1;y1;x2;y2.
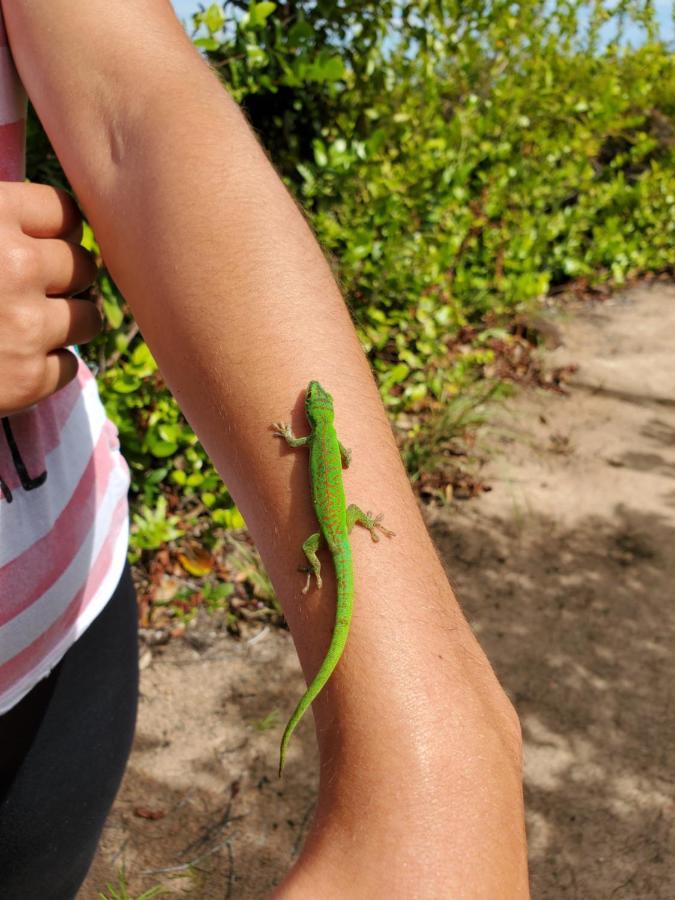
273;381;394;776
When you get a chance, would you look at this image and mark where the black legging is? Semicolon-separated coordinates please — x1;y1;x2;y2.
0;560;139;899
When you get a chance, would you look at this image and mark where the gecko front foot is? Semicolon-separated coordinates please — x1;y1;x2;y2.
372;512;395;539
346;505;396;541
364;511;395;541
272;422;293;440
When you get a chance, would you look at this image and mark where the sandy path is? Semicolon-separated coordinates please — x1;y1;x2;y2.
83;283;675;899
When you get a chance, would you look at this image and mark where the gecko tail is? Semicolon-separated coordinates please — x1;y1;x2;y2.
278;595;351;776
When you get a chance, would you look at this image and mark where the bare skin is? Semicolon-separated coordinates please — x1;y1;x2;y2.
2;2;529;895
0;182;100;415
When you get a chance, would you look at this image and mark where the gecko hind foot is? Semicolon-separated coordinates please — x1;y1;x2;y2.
298;565;321;593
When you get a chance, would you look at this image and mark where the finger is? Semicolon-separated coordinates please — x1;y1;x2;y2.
37;348;81;403
43;297;103;350
37;238;98;296
1;181;84;239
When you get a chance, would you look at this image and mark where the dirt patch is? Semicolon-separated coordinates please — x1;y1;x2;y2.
82;283;675;898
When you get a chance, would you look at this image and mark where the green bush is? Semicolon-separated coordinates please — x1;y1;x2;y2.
25;1;674;553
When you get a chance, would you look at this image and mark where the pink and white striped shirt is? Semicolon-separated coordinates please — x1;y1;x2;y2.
0;10;131;714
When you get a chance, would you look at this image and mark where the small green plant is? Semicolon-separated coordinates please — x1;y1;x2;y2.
129;495;184;563
401;380;508;482
255;710;281;732
98;865;169;899
202;580;235;613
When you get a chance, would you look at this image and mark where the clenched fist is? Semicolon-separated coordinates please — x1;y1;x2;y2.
0;181;101;416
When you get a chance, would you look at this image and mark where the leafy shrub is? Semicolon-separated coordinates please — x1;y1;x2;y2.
24;1;674;553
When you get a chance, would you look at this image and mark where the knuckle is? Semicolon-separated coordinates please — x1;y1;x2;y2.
2;241;43;289
5;301;45;346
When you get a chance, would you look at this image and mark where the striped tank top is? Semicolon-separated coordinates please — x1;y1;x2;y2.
0;10;131;714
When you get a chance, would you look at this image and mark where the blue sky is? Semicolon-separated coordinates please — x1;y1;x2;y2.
170;1;673;45
172;0;200;27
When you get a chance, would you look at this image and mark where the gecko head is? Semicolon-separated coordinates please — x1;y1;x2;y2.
305;380;334;425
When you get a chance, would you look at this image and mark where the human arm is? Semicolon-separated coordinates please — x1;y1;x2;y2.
1;2;529;895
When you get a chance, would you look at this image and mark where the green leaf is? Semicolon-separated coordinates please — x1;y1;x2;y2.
366;128;386;156
111;374;141;393
147;466;170;484
212;507;246;528
380;363;410;395
203;581;234;602
320;55;345;82
147;438;178;458
80;220;98;254
129;342;158;377
158;423;181;444
102;294;123;329
244;2;276;29
288;19;313;46
194;37;221;51
245;44;268;66
202;3;225;33
313;139;328;167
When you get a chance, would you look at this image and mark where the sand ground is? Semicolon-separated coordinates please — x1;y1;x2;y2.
83;283;675;899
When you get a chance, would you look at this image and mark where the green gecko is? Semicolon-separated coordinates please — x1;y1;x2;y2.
272;380;394;776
